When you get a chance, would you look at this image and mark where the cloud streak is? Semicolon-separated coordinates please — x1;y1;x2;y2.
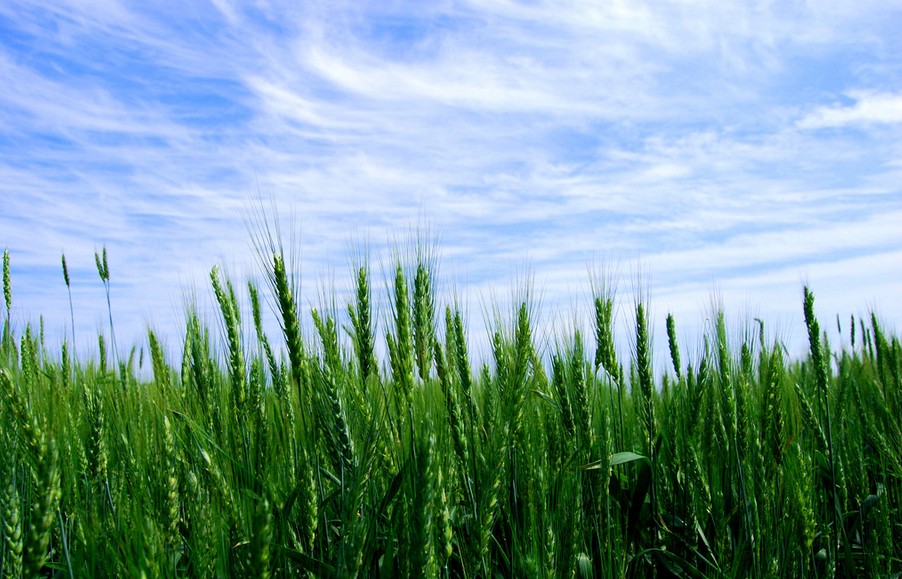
798;91;902;129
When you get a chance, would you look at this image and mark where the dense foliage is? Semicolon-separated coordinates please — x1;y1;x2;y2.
1;244;900;577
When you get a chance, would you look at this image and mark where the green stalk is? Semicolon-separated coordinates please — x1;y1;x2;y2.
3;248;11;364
387;263;415;410
211;266;246;424
666;313;681;380
348;265;377;386
413;261;435;383
803;287;843;565
61;253;76;353
95;247;117;367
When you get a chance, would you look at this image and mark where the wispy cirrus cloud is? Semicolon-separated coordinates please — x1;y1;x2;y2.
0;0;899;364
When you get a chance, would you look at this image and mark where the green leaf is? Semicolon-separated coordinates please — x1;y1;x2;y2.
611;451;649;467
581;451;649;471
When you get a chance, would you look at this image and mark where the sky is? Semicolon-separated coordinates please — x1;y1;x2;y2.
1;0;900;370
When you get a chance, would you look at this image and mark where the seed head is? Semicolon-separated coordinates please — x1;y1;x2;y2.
61;253;70;288
3;248;10;314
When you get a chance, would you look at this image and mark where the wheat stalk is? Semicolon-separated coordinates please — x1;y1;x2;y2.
348;265;378;387
413;261;435;382
2;248;10;329
1;462;23;577
387;263;415;409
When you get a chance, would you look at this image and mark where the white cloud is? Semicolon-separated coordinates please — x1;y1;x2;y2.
798;91;902;129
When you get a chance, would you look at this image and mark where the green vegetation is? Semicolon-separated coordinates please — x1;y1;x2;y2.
1;240;900;578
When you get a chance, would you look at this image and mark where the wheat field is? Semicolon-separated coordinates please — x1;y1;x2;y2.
1;242;900;578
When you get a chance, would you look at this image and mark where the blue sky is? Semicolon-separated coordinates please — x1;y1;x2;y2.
1;0;900;367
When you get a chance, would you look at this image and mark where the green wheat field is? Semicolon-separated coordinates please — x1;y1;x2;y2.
1;235;900;578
